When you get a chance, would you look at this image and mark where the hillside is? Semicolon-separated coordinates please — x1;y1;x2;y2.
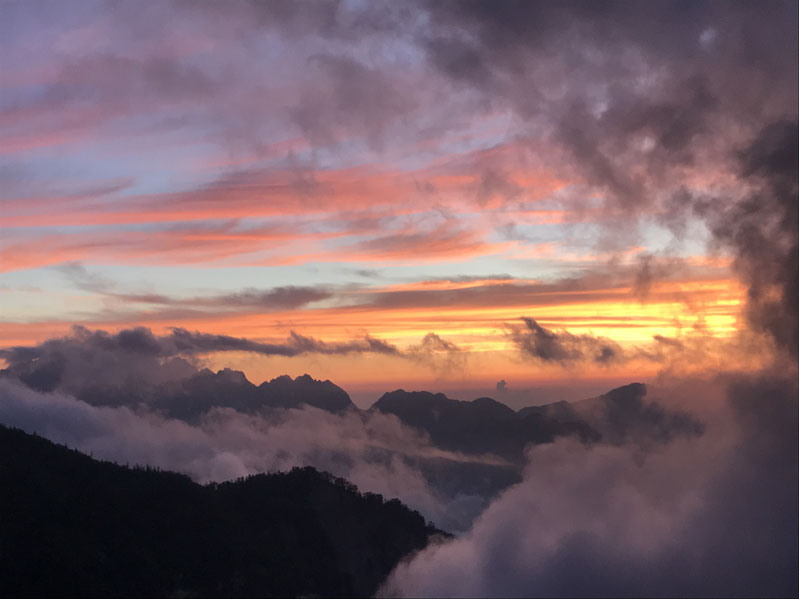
0;425;441;598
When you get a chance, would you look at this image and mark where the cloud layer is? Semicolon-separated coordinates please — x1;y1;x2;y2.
0;378;497;533
382;372;798;597
0;325;402;394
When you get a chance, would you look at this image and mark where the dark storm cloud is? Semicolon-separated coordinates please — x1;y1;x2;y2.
655;120;799;360
0;327;194;395
419;1;797;357
416;0;798;275
709;120;798;358
106;0;792;174
423;2;796;126
510;317;624;366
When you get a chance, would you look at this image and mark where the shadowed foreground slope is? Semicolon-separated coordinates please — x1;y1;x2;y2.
0;425;441;598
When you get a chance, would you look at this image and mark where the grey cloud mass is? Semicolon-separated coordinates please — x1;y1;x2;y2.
0;326;473;398
419;1;798;357
382;372;798;598
510;317;624;366
0;326;399;395
711;120;798;358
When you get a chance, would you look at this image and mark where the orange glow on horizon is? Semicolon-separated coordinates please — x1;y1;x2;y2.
0;276;749;389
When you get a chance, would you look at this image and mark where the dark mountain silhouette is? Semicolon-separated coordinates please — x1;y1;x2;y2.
258;373;354;412
71;370;357;420
154;370;355;419
519;382;650;419
150;367;262;419
520;382;704;446
0;363;357;420
150;370;355;419
371;390;599;462
372;383;703;461
1;352;699;451
0;424;441;598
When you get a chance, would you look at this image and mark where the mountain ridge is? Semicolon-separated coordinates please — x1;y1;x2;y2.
2;355;704;457
0;423;442;598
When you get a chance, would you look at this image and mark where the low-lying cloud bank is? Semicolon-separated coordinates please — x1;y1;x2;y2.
0;378;496;532
381;371;798;597
0;323;796;594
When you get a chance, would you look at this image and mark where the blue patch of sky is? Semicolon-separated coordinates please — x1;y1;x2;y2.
637;214;712;257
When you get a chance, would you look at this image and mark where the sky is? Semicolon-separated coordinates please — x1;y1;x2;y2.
0;3;797;597
1;0;797;407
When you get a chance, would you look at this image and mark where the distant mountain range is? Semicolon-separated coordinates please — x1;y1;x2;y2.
0;366;705;501
69;369;356;419
101;369;700;461
31;366;703;459
0;424;442;598
372;388;599;461
0;366;710;595
372;382;702;461
1;351;704;455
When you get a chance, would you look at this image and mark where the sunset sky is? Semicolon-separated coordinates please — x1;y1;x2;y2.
1;1;795;406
